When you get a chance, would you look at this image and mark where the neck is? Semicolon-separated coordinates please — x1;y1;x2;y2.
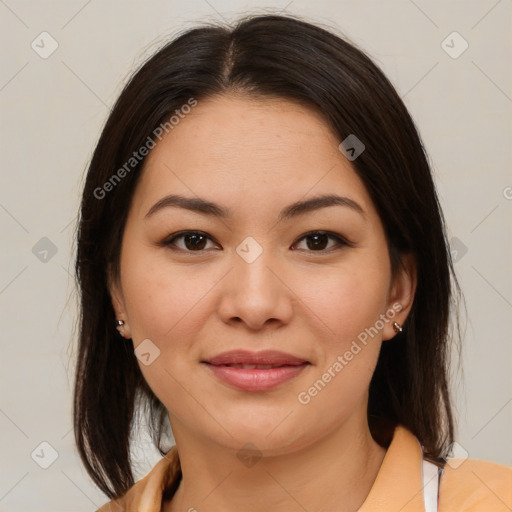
164;413;387;512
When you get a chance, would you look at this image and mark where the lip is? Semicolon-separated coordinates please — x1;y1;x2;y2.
202;350;310;392
204;349;308;366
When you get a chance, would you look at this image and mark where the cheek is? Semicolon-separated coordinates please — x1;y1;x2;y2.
302;252;390;406
293;263;388;416
298;255;390;343
120;244;223;346
119;247;216;404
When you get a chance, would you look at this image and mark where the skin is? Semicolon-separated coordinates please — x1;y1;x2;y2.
110;94;416;512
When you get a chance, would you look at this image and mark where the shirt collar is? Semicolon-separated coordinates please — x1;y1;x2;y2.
136;424;427;512
358;424;428;511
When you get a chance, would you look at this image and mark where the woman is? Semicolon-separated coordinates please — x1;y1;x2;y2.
73;13;511;512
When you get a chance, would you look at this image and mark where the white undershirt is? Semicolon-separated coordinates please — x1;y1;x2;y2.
422;459;441;512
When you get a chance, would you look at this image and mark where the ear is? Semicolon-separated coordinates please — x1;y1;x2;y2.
383;252;416;341
108;264;132;339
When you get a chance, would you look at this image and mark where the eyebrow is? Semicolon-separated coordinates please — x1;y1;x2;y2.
145;193;366;222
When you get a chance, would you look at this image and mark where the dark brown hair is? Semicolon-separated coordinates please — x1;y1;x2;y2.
74;13;463;499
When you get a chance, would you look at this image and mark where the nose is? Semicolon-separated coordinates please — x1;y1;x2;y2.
217;243;294;331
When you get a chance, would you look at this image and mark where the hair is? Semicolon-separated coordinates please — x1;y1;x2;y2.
74;13;463;500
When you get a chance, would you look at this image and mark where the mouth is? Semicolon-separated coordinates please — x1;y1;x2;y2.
214;363;302;369
202;350;310;391
203;349;309;366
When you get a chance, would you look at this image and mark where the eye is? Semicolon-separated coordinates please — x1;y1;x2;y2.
160;230;352;254
292;231;351;252
160;231;219;252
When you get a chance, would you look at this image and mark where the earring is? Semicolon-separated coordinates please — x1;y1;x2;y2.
392;322;403;334
116;319;125;336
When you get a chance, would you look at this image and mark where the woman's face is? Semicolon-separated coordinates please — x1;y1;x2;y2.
110;94;415;454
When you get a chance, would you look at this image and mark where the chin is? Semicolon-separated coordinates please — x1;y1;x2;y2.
205;409;315;454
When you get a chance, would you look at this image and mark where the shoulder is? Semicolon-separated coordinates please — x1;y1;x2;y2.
95;475;148;512
95;447;181;512
439;457;512;512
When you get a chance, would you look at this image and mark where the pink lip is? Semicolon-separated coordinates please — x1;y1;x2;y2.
202;350;310;391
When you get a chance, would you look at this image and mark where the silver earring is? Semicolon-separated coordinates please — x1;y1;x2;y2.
392;322;402;334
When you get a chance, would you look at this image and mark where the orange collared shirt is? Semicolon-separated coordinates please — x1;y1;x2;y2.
97;424;512;512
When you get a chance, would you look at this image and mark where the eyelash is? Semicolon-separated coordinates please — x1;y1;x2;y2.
159;230;353;255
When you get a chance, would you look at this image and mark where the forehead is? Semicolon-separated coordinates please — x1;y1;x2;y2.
131;94;374;221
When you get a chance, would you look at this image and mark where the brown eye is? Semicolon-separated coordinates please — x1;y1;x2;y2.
292;231;350;252
160;230;352;254
162;231;218;252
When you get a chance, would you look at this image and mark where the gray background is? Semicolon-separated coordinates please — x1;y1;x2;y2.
0;0;511;510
